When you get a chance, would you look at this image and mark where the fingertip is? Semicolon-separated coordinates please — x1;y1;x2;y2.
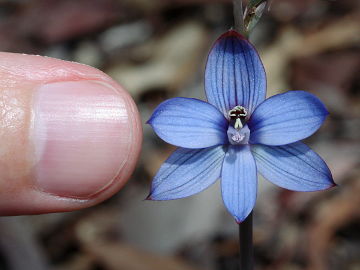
0;53;142;215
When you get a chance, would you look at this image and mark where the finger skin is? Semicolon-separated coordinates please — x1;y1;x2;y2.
0;52;142;215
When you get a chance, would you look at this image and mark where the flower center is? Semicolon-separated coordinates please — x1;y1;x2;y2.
228;105;247;130
227;125;250;145
227;106;250;145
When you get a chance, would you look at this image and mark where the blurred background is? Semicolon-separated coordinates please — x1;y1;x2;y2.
0;0;359;269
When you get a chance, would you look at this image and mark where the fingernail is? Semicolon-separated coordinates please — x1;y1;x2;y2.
33;81;131;198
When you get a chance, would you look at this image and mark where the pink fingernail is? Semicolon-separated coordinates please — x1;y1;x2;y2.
33;81;131;198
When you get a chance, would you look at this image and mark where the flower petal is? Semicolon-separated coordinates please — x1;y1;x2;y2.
205;30;266;116
221;145;257;223
251;142;335;191
248;91;329;145
148;97;228;148
149;146;226;200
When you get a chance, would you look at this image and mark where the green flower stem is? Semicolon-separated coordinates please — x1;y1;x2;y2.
239;211;253;270
233;0;246;36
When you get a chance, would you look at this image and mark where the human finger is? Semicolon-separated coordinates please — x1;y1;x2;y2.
0;52;142;215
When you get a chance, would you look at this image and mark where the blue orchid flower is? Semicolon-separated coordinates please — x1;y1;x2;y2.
147;30;335;223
